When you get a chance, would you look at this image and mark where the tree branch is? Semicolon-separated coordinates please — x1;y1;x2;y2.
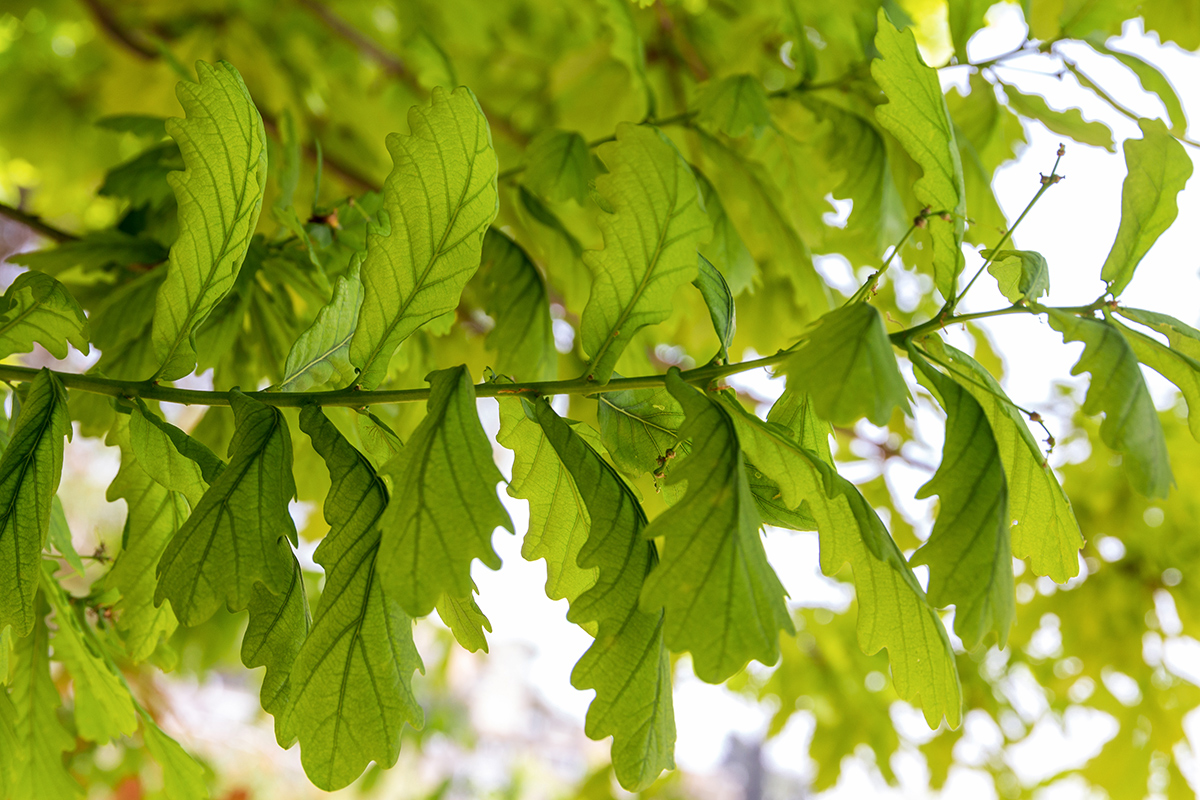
0;202;78;243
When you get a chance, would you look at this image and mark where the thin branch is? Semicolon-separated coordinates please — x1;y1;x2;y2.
80;0;157;60
0;202;78;243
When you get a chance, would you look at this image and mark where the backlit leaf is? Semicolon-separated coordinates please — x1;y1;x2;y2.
436;592;492;653
150;61;267;381
523;129;596;204
480;230;555;381
142;717;210;800
1001;83;1115;152
984;248;1050;303
242;557;309;745
693;254;736;362
580;124;713;383
695;75;772;138
0;271;89;360
349;87;498;389
278;265;364;392
376;366;512;617
1114;318;1200;440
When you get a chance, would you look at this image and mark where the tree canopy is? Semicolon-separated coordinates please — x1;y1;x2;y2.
0;0;1198;797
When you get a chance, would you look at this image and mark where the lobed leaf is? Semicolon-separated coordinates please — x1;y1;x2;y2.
640;371;794;684
1085;40;1188;134
531;399;675;791
1001;83;1115;152
480;230;555;381
872;11;967;298
376;366;512;617
0;271;89;360
150;61;267;381
291;406;424;791
910;352;1014;648
155;391;298;624
782;302;911;427
1117;307;1200;360
920;339;1081;582
10;231;166;277
349;87;498;389
1113;318;1200;441
242;558;309;746
1100;118;1193;296
278;264;364;392
1048;309;1172;498
142;717;210;800
984;249;1050;304
694;170;756;296
0;370;70;637
598;384;688;478
436;592;492;653
580;124;713;383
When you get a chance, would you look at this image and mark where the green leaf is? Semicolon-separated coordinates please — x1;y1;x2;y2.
278;264;364;392
522;129;596;205
909;352;1014;648
155;391;298;624
1047;310;1172;498
1100;118;1193;296
480;230;555;381
349;87;498;389
291;406;424;791
640;371;794;683
782;302;911;426
694;170;755;296
436;592;492;653
142;717;210;800
920;339;1081;582
872;10;967;298
1085;40;1187;134
530;399;674;791
693;254;736;362
96;114;169;139
242;557;309;746
598;0;656;117
0;370;69;637
1112;317;1200;441
948;0;992;57
103;417;184;662
767;386;834;463
45;578;138;744
99;142;183;210
719;394;962;727
10;231;167;276
0;271;90;360
496;399;598;610
129;401;217;506
47;499;81;576
1001;83;1116;152
8;609;81;800
695;75;772;138
580;124;713;383
1117;307;1200;360
376;366;512;617
150;61;267;381
983;249;1050;303
598;384;687;477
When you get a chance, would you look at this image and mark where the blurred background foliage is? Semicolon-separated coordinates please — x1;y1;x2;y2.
2;0;1199;797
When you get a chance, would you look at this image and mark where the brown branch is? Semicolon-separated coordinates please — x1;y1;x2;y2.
80;0;157;59
0;203;78;243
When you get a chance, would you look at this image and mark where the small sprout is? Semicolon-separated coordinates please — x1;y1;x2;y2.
664;448;676;459
1039;173;1064;186
653;466;665;479
1046;434;1056;448
1028;411;1042;422
914;216;928;228
939;212;952;222
1057;143;1066;157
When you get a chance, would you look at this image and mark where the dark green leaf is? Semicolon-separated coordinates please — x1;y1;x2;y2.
291;406;424;791
150;61;268;381
641;371;794;683
376;366;512;617
0;370;69;636
349;87;498;389
10;231;167;276
693;254;736;362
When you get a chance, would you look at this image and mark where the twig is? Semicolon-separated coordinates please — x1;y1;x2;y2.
0;202;78;243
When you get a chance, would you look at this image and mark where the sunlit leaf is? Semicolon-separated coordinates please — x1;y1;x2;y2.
1001;83;1115;152
984;248;1050;303
480;230;555;381
522;129;596;204
0;271;89;360
695;75;772;138
279;265;364;392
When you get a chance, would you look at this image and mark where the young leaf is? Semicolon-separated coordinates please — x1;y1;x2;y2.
693;253;736;362
242;558;309;746
984;249;1050;304
872;10;966;298
1085;40;1188;134
640;371;794;683
103;418;185;662
0;271;90;360
292;406;424;791
531;399;675;791
1001;83;1116;152
597;384;687;477
720;395;962;727
1100;118;1193;296
480;230;555;381
151;61;268;381
155;391;298;625
496;398;598;609
46;578;138;744
580;124;713;383
782;302;911;426
436;592;491;653
8;610;81;800
278;265;364;392
129;399;226;490
142;717;210;800
1048;310;1172;498
920;339;1081;582
376;366;512;617
522;129;596;204
349;87;498;389
0;370;69;637
767;386;833;463
909;352;1014;649
695;75;772;138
